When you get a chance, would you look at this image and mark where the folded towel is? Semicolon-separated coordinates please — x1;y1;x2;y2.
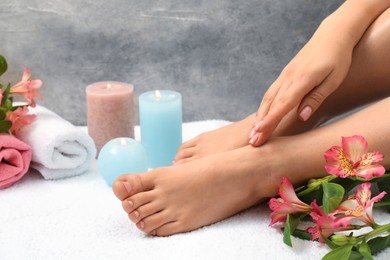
17;106;96;180
0;133;32;189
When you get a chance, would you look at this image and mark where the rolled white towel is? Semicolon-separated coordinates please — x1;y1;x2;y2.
17;106;97;180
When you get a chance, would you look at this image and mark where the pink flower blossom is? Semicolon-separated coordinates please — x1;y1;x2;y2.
307;201;353;243
0;88;3;101
5;107;36;135
269;177;312;225
332;182;386;228
10;67;42;107
324;135;385;180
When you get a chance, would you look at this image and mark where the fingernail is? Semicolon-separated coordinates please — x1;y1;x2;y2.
122;182;132;193
249;128;256;139
249;132;260;145
299;106;312;121
254;120;263;131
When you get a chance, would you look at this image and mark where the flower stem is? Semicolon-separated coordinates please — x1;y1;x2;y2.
356;223;390;241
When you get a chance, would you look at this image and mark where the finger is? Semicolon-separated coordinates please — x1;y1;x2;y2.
255;77;283;122
298;73;341;121
250;76;323;146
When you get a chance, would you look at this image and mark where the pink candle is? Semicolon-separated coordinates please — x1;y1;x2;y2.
86;81;135;153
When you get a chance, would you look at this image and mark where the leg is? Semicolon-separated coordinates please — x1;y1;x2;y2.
174;8;390;164
113;97;390;236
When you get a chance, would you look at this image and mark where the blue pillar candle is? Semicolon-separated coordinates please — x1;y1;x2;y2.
98;138;149;186
139;90;182;168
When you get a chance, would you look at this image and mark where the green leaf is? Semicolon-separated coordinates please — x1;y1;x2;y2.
358;239;373;260
0;120;12;133
283;214;300;247
0;55;7;76
291;228;312;241
322;234;339;250
348;251;364;260
299;186;324;206
331;177;362;195
0;109;6;120
367;235;390;255
322;245;353;260
377;177;390;213
322;183;345;214
1;83;11;106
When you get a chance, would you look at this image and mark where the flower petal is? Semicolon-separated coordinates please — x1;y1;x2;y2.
356;164;386;179
324;146;353;177
342;136;367;163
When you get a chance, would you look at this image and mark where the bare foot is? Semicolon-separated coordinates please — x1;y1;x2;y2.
113;144;282;236
173;114;255;164
173;109;321;164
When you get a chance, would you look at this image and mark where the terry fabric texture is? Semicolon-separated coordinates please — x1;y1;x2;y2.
17;106;96;180
1;121;390;259
0;133;32;189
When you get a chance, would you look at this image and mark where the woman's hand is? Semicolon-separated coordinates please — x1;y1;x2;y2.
249;0;390;147
249;21;354;146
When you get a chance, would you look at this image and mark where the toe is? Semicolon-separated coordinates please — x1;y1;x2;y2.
112;173;154;200
121;191;155;213
154;221;183;236
137;210;172;234
129;200;163;223
173;147;198;163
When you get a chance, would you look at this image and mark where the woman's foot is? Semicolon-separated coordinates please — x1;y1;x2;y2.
173;110;321;164
173;114;255;164
113;144;284;236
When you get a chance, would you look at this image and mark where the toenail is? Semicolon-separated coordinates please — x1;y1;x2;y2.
140;221;145;229
122;182;132;193
151;230;157;236
128;200;133;208
134;211;140;218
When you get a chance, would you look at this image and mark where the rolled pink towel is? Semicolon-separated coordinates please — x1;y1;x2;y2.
0;133;32;189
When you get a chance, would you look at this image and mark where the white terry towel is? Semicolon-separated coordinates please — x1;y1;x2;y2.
17;105;97;180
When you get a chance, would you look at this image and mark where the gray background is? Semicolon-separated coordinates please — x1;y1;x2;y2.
1;0;343;126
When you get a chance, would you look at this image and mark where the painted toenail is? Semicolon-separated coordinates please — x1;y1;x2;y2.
140;221;145;229
122;182;132;193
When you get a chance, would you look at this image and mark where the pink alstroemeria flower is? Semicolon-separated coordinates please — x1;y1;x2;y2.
307;201;353;243
324;135;385;180
332;182;386;228
6;106;36;134
10;67;42;107
269;177;312;225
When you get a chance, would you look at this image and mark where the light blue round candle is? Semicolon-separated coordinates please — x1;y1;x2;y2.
139;90;182;168
98;138;149;186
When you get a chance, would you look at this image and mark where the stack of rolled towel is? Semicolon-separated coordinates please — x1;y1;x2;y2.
17;106;97;180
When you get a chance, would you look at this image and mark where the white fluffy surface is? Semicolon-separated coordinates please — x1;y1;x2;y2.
17;106;96;180
1;121;390;260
